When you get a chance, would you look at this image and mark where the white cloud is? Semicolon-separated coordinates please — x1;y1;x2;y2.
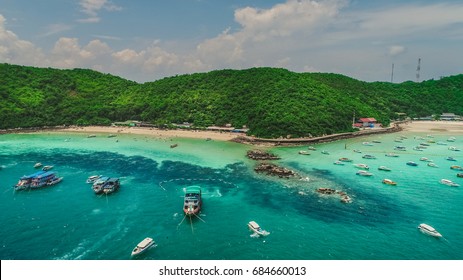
78;0;122;23
0;14;46;65
388;45;406;57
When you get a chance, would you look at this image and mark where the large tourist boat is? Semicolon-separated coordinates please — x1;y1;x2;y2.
15;171;62;190
248;221;270;236
183;185;202;216
92;176;110;194
102;178;121;194
14;171;46;191
418;223;442;238
131;237;156;257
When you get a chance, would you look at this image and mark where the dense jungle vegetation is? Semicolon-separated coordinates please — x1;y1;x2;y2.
1;63;462;138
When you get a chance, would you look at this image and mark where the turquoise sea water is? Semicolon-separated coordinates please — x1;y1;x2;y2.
1;131;462;260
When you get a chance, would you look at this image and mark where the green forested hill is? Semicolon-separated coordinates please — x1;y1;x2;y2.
1;63;462;138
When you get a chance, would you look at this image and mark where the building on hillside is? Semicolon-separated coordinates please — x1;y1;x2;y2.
358;118;377;128
440;113;460;121
112;120;141;127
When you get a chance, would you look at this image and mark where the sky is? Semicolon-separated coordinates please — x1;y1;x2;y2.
1;0;462;83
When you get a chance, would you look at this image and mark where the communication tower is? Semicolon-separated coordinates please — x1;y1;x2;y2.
416;58;421;82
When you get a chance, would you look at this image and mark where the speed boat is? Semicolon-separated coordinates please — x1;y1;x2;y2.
418;224;442;238
131;237;156;257
440;179;460;187
354;163;369;170
248;221;270;237
356;170;373;176
382;179;397;186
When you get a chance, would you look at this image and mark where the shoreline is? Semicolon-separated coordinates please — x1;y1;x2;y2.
2;121;463;145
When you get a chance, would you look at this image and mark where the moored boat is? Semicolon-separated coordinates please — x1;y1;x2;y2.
170;143;178;148
394;146;406;151
298;150;310;155
86;175;101;184
385;153;399;157
30;171;59;189
102;178;121;194
307;146;317;151
14;170;46;191
339;157;353;162
406;161;418;166
321;150;330;155
419;157;429;161
427;162;438;168
33;162;43;168
446;157;457;161
382;178;397;186
448;146;460;151
353;163;369;170
378;166;391;171
440;179;460;187
333;161;345;165
248;221;270;236
183;185;202;216
418;223;442;238
42;165;53;171
362;154;376;159
92;176;110;194
131;237;156;257
47;176;63;186
362;142;373;146
457;173;463;178
356;170;373;176
353;149;362;153
450;165;463;171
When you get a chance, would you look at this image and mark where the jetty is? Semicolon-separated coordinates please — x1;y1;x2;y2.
233;125;401;146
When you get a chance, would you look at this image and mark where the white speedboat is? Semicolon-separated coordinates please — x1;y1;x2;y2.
131;237;156;257
47;176;63;186
356;170;373;176
298;150;310;155
427;162;438;168
362;154;376;159
248;221;270;236
354;163;369;170
86;175;101;184
382;178;397;186
42;165;53;171
333;161;345;165
378;166;391;171
440;179;460;187
418;224;442;237
34;162;43;168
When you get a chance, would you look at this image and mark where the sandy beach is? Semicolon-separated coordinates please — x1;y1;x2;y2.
9;121;463;143
52;125;240;141
399;121;463;133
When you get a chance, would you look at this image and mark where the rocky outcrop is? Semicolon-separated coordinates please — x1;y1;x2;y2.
246;150;280;160
254;163;297;178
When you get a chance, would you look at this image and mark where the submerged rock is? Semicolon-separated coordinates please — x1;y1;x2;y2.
254;163;297;178
247;150;280;160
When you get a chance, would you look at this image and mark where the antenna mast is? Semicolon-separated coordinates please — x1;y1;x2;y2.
416;58;421;82
391;63;394;83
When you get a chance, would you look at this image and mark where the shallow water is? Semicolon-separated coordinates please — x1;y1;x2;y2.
0;131;462;259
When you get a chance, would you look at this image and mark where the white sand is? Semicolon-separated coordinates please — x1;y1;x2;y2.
399;121;463;133
53;126;240;141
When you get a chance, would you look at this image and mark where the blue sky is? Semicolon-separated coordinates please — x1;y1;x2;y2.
1;0;462;82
